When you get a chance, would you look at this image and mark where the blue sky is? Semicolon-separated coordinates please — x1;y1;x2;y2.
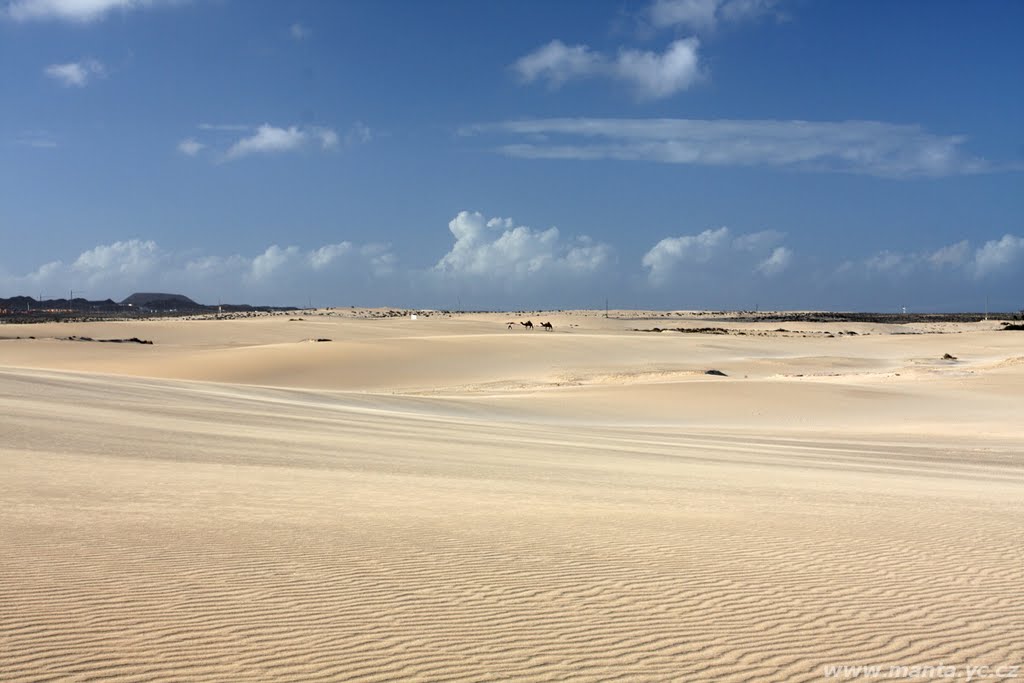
1;0;1021;310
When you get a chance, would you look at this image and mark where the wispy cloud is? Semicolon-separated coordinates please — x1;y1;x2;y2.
44;59;104;87
180;122;368;162
466;118;994;178
14;130;57;148
344;121;372;146
289;22;310;40
176;138;204;156
197;123;251;132
513;38;702;99
5;0;179;23
650;0;783;32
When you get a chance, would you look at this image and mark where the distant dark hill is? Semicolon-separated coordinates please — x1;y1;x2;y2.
120;293;203;310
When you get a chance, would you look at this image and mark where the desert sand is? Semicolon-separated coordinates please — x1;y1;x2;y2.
1;310;1022;682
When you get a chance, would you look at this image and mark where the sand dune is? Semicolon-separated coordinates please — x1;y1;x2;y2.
1;312;1021;681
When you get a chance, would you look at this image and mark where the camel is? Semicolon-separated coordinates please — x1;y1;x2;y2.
540;322;553;331
507;321;516;330
520;320;534;330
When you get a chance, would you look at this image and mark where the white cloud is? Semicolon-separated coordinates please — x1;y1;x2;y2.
864;250;906;274
642;227;730;284
757;246;792;276
187;123;353;162
642;226;793;284
44;59;104;87
513;40;601;87
732;229;784;251
972;235;1024;278
469;118;992;178
225;124;307;161
359;243;397;277
925;240;970;269
849;235;1024;281
650;0;781;31
513;38;702;99
248;245;300;282
651;0;718;30
3;227;1018;310
289;22;310;40
68;239;162;291
6;0;175;22
0;237;398;306
614;39;702;99
177;137;204;156
309;242;352;270
73;239;158;274
314;127;339;150
434;211;612;281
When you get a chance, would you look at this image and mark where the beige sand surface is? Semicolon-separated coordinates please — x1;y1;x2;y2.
2;311;1022;681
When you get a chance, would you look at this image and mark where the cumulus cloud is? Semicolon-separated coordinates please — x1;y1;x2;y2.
642;227;729;284
925;241;970;269
467;118;993;178
513;41;601;87
757;246;792;275
2;239;166;297
433;211;612;282
848;235;1024;280
3;226;1019;311
309;243;352;270
73;239;160;282
44;59;104;87
970;235;1024;278
248;245;300;282
177;138;204;156
642;226;792;284
513;38;702;99
225;125;308;160
650;0;781;31
0;238;399;306
6;0;176;22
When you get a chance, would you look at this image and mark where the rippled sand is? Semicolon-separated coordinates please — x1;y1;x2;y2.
2;311;1021;681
